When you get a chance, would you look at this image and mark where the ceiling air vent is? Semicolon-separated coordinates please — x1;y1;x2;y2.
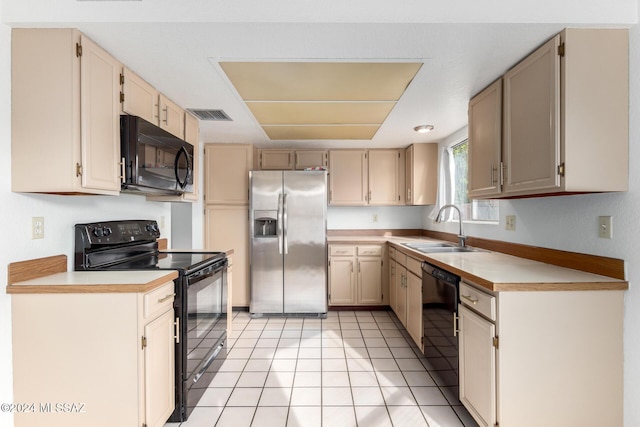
187;109;232;121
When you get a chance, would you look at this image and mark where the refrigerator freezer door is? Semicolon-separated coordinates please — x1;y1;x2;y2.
283;171;328;313
250;171;285;314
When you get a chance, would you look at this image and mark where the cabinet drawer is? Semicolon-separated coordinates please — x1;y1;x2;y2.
144;282;175;320
396;252;407;266
460;282;496;321
406;257;422;277
330;246;355;256
357;245;382;256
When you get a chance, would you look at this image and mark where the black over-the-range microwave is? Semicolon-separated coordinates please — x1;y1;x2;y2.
120;114;194;195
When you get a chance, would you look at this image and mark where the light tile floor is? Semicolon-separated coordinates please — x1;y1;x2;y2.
165;310;479;427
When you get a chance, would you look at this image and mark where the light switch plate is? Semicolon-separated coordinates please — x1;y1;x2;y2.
599;216;613;239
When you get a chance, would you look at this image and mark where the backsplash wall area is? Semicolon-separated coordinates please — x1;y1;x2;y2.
328;206;424;230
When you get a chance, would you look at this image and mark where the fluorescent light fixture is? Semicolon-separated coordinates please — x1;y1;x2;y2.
414;124;434;133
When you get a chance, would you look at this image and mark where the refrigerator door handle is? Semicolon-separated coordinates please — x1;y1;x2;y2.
278;193;284;254
283;193;289;254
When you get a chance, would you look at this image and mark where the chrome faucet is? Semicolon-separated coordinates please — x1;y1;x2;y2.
434;204;467;247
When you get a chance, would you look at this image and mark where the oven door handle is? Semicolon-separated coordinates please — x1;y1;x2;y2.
193;340;225;384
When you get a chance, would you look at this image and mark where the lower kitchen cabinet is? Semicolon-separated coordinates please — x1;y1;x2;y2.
459;303;497;427
390;248;423;351
11;282;177;427
205;205;249;307
458;281;624;427
329;244;385;306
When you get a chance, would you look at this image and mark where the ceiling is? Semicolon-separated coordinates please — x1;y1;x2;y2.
2;0;636;149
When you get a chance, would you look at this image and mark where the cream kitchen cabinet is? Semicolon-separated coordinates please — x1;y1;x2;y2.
204;144;253;308
257;149;294;170
256;149;328;170
470;28;629;199
158;94;185;139
205;205;250;307
328;246;356;305
468;79;503;199
390;249;423;350
368;149;402;205
458;280;623;427
329;149;402;206
329;244;384;306
388;247;398;312
295;150;328;169
11;28;122;195
121;66;159;125
405;143;438;205
204;144;253;205
329;150;368;205
11;280;177;427
121;67;185;139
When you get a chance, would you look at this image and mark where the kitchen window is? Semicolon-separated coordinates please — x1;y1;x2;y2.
452;139;498;222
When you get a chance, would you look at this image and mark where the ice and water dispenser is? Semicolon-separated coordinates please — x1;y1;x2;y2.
254;211;277;237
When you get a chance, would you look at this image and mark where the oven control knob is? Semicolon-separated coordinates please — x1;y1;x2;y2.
93;227;104;237
146;223;159;233
103;227;112;236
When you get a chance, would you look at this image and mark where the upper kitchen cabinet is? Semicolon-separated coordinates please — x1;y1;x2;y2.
159;94;185;139
368;149;402;205
295;150;328;170
257;149;294;170
204;144;253;205
12;28;122;195
405;143;438;205
329;149;402;206
255;149;328;170
468;80;503;199
470;28;629;199
329;150;368;205
121;68;185;139
121;67;159;125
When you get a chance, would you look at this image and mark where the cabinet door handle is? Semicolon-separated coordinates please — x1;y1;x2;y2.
461;294;478;305
162;106;169;124
120;156;126;183
158;293;176;303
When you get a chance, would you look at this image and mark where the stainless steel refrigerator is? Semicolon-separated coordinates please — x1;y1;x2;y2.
249;170;328;316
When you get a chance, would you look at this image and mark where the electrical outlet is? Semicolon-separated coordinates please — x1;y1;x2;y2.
32;217;44;239
505;215;516;231
372;214;379;223
599;216;613;239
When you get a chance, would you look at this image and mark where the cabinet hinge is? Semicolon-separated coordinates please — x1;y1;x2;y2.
120;73;125;85
558;42;565;57
142;424;147;427
141;336;147;349
492;336;499;349
75;42;82;57
557;162;565;177
75;162;82;177
499;162;505;186
120;92;125;103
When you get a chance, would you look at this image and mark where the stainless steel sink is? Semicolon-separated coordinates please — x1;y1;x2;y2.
402;242;456;249
401;242;483;254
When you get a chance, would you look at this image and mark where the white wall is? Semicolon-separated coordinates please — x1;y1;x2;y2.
328;206;423;230
0;8;179;426
424;21;640;427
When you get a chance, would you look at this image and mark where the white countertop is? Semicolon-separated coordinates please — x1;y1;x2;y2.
329;235;627;292
6;270;179;294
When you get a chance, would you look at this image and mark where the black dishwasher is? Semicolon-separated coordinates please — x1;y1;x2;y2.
422;262;461;394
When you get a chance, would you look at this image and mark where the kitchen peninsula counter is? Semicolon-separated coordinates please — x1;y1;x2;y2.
6;270;178;294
